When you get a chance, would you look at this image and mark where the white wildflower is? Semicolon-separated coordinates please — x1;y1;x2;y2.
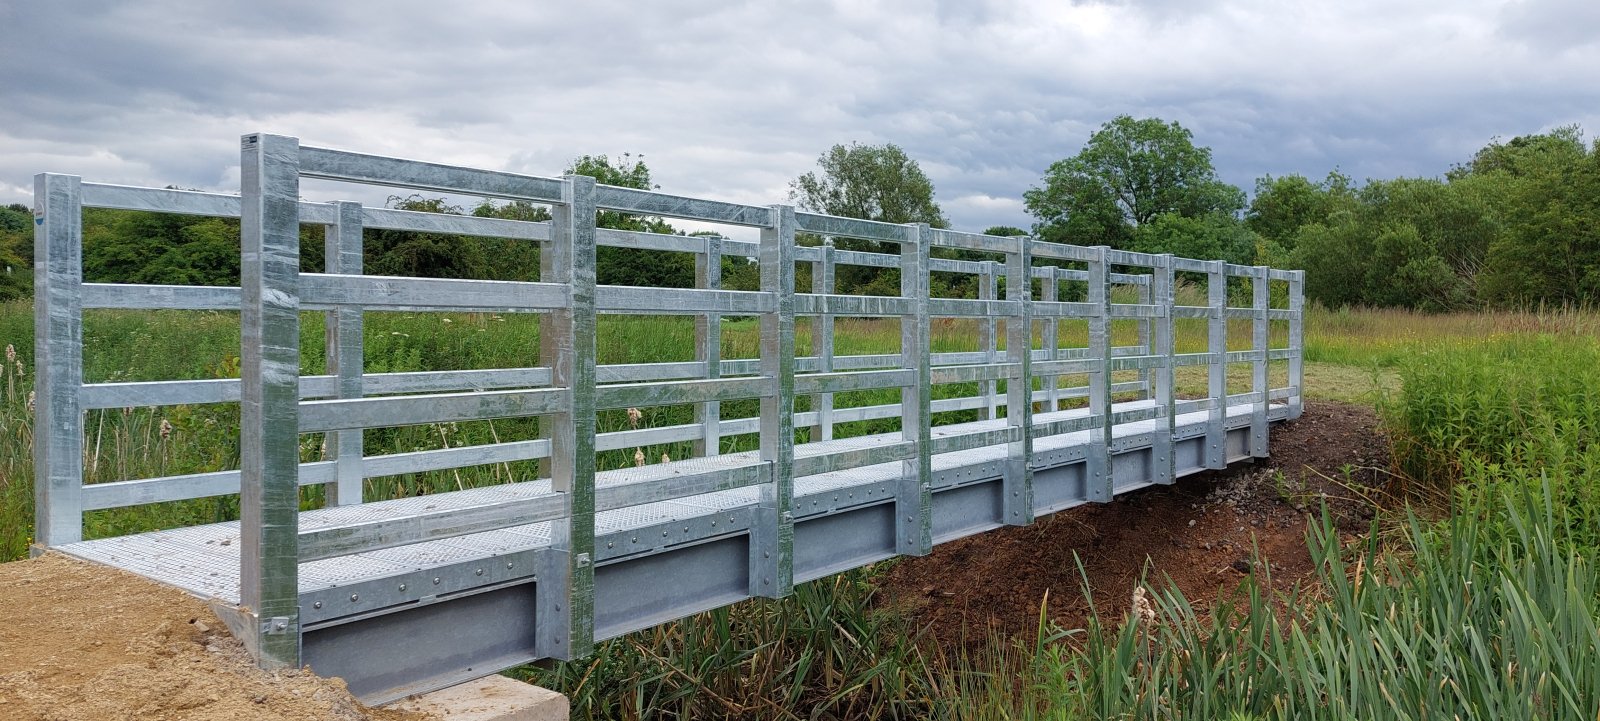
633;448;645;467
626;407;642;429
1131;586;1156;626
159;418;173;440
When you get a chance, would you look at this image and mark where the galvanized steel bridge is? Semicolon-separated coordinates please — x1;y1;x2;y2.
31;133;1304;703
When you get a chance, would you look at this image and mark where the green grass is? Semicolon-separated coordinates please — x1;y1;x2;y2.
0;299;1280;559
1012;487;1600;720
1381;336;1600;549
5;299;1600;719
982;331;1600;720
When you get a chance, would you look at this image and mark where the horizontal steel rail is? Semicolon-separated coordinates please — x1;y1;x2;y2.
31;133;1305;685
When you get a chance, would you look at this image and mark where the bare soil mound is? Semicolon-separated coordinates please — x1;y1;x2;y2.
0;553;427;721
877;401;1387;647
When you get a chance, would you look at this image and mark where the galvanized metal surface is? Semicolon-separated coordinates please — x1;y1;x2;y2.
751;204;797;597
538;174;599;660
326;201;365;507
31;134;1304;703
238;133;302;667
32;173;84;548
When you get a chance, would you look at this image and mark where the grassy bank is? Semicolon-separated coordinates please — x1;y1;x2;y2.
0;299;1286;558
996;334;1600;720
4;300;1599;719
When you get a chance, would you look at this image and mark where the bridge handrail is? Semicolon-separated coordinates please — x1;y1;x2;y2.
31;134;1305;671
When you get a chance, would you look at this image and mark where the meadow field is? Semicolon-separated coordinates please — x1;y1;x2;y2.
1;300;1598;719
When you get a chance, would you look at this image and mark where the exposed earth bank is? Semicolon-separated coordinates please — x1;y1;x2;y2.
878;401;1388;646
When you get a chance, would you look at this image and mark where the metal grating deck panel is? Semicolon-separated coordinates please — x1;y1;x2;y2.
56;399;1281;613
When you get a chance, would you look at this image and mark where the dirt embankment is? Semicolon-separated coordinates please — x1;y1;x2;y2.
0;553;428;721
0;402;1384;718
878;401;1387;646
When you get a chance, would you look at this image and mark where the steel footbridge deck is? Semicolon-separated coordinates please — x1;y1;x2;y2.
30;133;1304;703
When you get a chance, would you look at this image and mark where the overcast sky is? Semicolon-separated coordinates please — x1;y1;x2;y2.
3;0;1598;233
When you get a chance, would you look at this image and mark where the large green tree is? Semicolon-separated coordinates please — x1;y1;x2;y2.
1290;177;1496;310
790;142;948;295
1247;171;1356;252
1448;125;1587;181
567;153;692;288
1462;129;1600;306
82;202;250;286
1025;116;1245;248
0;203;31;300
790;143;948;228
1131;212;1258;266
364;196;490;279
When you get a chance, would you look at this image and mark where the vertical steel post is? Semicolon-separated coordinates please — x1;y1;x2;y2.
897;224;933;553
326;201;364;506
1288;270;1305;420
1086;246;1114;502
1250;265;1270;458
238;133;302;668
1138;277;1153;400
814;242;836;441
1002;238;1034;525
32;173;83;549
1040;265;1060;412
1152;256;1177;484
1204;260;1228;470
536;175;598;659
977;260;999;422
693;234;722;457
751;205;796;597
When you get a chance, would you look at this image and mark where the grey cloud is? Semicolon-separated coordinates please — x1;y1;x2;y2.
1499;0;1600;51
2;0;1599;235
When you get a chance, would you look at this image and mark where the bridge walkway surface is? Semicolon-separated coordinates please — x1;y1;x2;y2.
30;133;1304;704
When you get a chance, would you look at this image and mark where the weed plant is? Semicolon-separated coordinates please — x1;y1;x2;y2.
5;301;1600;719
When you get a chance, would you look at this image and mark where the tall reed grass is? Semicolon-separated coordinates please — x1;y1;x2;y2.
1381;335;1600;551
0;299;1275;560
1015;488;1600;720
6;301;1600;719
990;329;1600;720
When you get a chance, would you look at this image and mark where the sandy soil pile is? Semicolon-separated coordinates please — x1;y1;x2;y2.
0;553;429;721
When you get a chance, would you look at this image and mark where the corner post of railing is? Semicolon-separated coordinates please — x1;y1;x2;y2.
1138;273;1154;400
1152;254;1177;485
1040;265;1060;412
238;132;302;669
977;260;999;421
814;240;836;441
536;174;598;659
1204;260;1228;470
326;200;365;505
897;223;933;553
1250;265;1270;458
1288;269;1305;420
1003;238;1034;525
693;234;723;457
751;204;796;598
32;172;84;550
1086;246;1114;503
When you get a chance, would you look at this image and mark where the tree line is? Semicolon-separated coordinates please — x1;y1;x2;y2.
1;119;1595;309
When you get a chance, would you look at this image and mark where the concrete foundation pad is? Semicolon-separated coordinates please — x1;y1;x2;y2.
391;675;568;721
